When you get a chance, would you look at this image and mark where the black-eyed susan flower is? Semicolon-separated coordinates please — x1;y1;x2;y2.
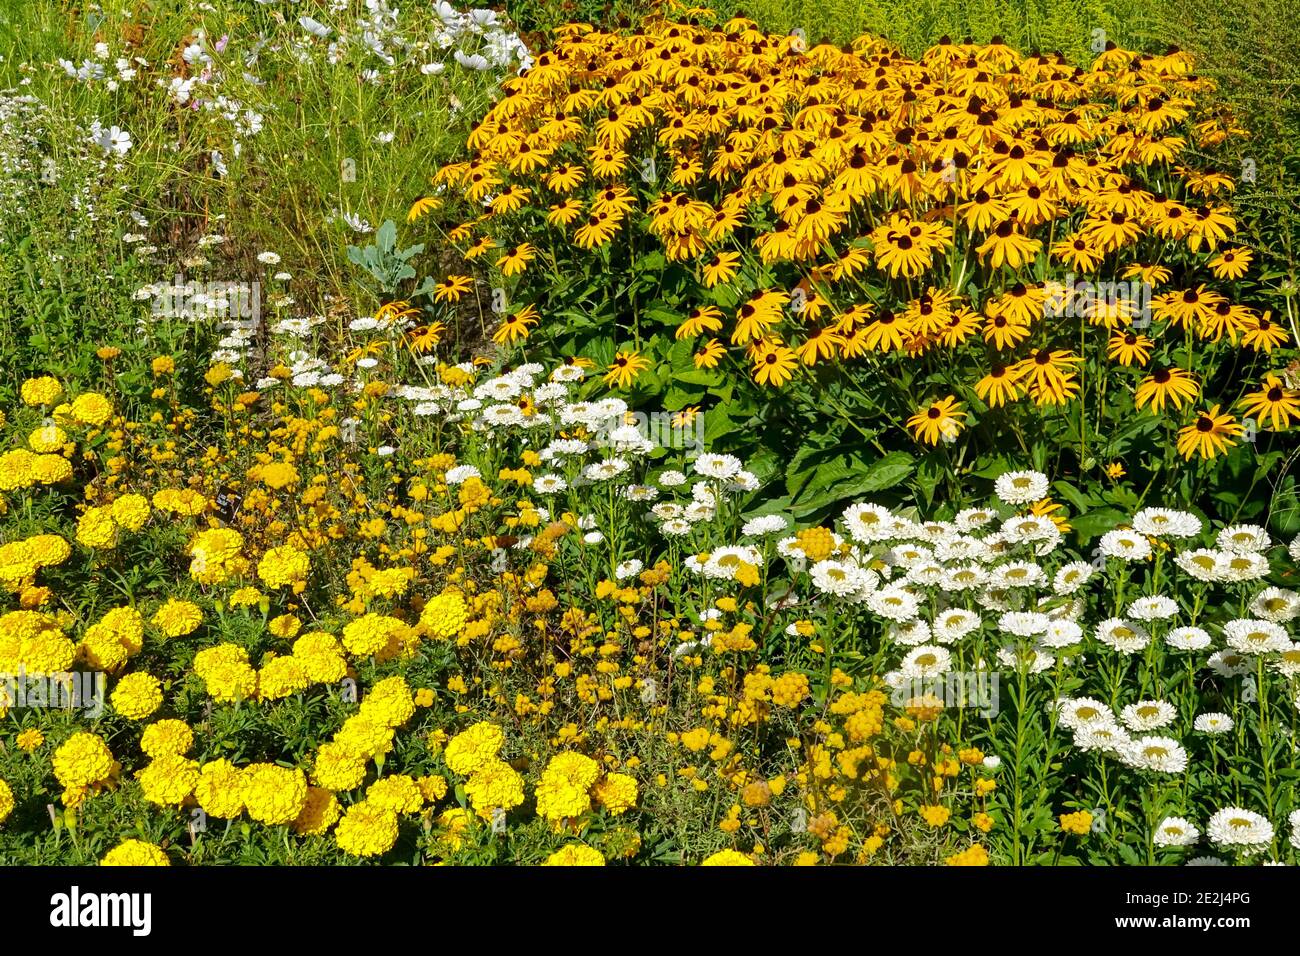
1176;405;1243;459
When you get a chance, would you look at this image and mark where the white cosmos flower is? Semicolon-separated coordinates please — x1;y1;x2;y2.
899;645;952;679
887;619;932;647
841;502;896;543
1052;560;1093;595
1127;595;1179;621
614;559;643;580
1075;724;1131;753
1098;529;1152;562
1216;524;1270;554
583;458;630;481
932;609;981;644
1153;817;1201;847
998;611;1049;638
742;514;789;536
1223;618;1290;654
1057;697;1116;732
693;453;742;480
989;561;1046;589
1175;548;1220;581
810;560;864;597
1251;587;1300;623
1120;700;1176;731
954;507;997;531
995;644;1055;674
703;546;762;581
1214;550;1270;583
533;473;566;494
1131;507;1202;538
1096;618;1150;654
444;465;481;485
1121;735;1188;773
1164;626;1211;651
1206;807;1274;852
940;564;987;592
994;469;1049;505
867;586;920;622
1039;619;1083;648
1206;650;1251;677
1193;712;1234;734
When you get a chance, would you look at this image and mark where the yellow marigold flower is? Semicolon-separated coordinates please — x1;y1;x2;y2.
140;719;193;758
367;775;425;814
341;613;407;658
257;544;310;590
258;655;311;700
268;614;301;639
420;591;468;639
195;759;246;819
27;425;66;453
335;800;398;857
701;849;756;866
465;759;525;816
312;742;368;791
109;494;150;531
69;392;112;427
101;839;169;866
151;355;176;376
52;733;115;790
0;777;12;824
241;763;308;826
360;675;416;728
110;672;163;720
293;786;342;836
16;729;44;753
21;376;64;406
139;753;200;806
535;752;600;823
592;772;638;815
152;599;202;638
444;721;505;776
544;844;606;866
75;506;118;549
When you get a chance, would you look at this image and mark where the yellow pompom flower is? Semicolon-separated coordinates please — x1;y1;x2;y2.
444;722;505;776
110;672;163;720
195;759;246;819
101;839;170;866
535;752;601;823
140;719;193;758
293;786;342;836
335;800;399;857
701;849;756;866
109;494;151;532
20;376;63;407
420;591;468;639
241;763;308;826
152;599;202;638
52;733;115;790
69;393;113;427
544;844;606;866
138;753;200;806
